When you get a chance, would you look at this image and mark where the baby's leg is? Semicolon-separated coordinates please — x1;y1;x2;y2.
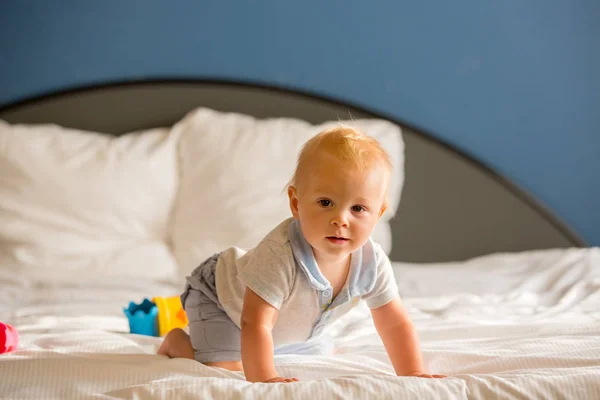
158;328;243;371
174;254;243;372
157;328;194;360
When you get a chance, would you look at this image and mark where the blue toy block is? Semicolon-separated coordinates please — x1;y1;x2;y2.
123;298;159;336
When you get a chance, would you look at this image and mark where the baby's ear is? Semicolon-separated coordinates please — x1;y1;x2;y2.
288;186;300;219
378;205;388;219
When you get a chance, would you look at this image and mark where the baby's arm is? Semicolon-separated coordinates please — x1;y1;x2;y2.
371;298;446;378
240;288;298;383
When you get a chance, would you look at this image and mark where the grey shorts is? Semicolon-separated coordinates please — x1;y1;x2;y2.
180;253;242;363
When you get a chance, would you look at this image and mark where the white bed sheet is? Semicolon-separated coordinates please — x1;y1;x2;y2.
1;247;600;399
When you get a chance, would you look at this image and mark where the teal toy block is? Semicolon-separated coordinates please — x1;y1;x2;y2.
123;298;159;336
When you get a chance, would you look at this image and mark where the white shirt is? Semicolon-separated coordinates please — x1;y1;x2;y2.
215;218;399;347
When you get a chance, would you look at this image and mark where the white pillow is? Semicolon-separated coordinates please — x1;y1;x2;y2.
170;107;404;275
0;120;180;283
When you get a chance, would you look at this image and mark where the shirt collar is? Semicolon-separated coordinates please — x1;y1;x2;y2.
288;219;378;296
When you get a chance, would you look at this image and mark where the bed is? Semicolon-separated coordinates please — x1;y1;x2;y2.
0;80;598;399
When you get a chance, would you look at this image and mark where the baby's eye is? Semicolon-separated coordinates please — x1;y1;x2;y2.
319;199;332;207
351;205;366;213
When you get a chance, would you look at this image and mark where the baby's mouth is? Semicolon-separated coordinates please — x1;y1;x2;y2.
326;236;349;243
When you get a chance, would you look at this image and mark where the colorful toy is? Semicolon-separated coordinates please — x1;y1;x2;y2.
0;322;19;354
123;296;188;337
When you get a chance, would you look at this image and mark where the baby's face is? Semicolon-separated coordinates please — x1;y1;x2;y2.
289;153;388;266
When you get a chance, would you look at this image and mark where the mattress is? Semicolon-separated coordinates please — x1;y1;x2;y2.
1;247;599;399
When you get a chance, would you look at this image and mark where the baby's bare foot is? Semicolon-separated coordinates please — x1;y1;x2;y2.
157;336;171;357
157;328;195;360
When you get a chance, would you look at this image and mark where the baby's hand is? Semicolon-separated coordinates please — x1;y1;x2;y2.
263;376;299;383
407;371;446;379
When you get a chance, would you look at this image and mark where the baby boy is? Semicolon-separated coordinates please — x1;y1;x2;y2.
158;126;445;382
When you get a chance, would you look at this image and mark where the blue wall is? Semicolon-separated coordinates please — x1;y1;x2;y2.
1;1;599;245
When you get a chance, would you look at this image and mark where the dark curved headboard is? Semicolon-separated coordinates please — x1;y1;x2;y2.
0;80;584;262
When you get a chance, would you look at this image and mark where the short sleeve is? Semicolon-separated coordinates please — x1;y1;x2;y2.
237;240;295;310
362;245;399;309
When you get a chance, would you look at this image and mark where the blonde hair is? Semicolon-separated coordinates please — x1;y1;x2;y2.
288;126;392;203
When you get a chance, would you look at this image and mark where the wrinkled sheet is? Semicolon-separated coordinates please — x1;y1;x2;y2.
1;247;600;399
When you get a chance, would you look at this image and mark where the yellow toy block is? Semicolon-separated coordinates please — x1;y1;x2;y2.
152;296;189;336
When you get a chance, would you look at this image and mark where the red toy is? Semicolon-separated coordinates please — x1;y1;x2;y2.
0;322;19;354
